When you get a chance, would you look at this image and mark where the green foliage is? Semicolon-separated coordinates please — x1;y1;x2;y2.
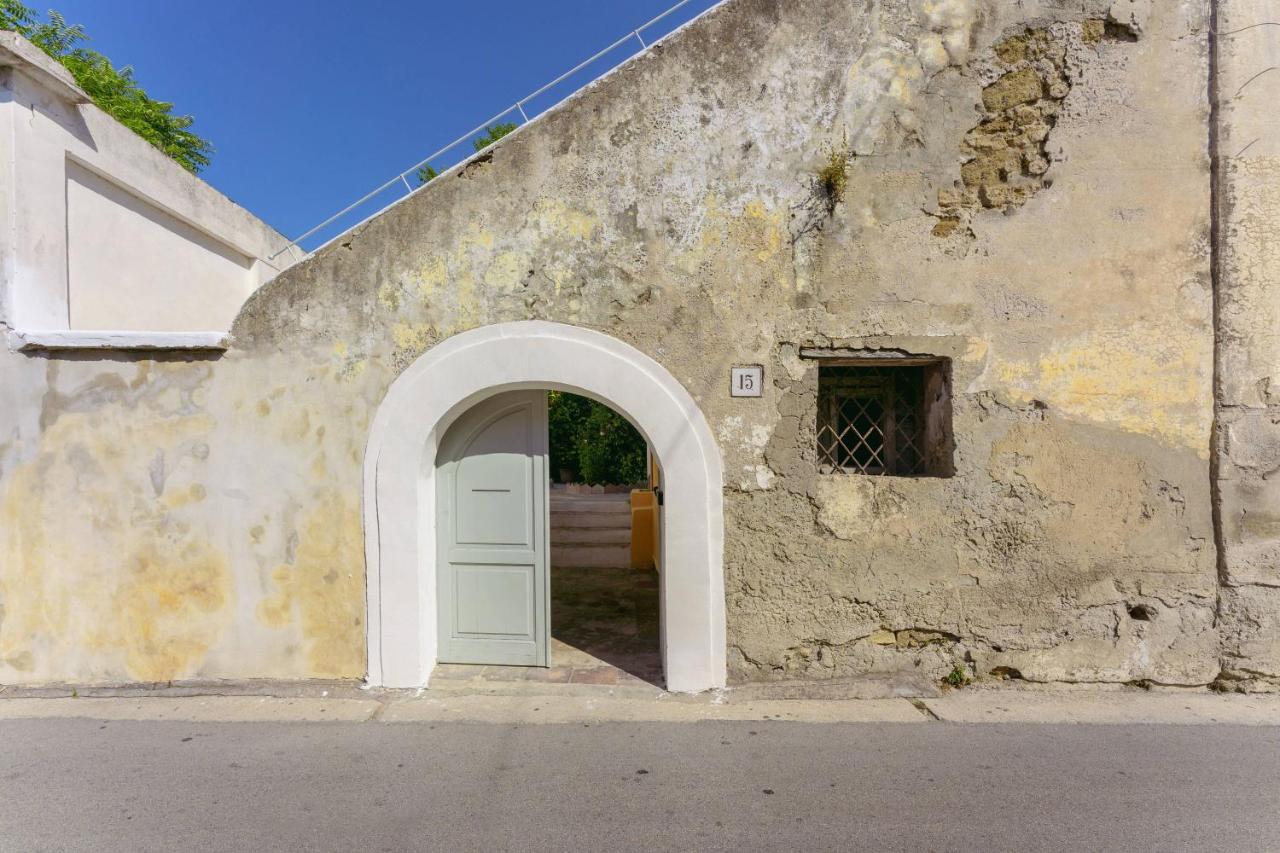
0;1;212;172
0;0;33;31
577;402;648;486
548;392;648;486
817;140;850;206
548;391;592;480
472;122;516;152
415;122;519;187
415;163;439;185
943;665;973;688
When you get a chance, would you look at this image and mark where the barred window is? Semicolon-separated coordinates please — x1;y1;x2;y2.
815;359;953;477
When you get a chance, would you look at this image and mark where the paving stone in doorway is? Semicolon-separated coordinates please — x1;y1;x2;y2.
524;667;574;683
551;565;661;686
570;667;619;685
431;664;486;681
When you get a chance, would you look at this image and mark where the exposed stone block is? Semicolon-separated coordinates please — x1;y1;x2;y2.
982;68;1046;112
1219;586;1280;692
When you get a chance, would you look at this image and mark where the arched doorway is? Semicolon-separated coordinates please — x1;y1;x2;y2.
362;321;725;692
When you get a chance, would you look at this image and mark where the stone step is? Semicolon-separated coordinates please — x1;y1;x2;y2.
551;543;631;568
551;512;632;531
549;498;631;515
554;526;631;545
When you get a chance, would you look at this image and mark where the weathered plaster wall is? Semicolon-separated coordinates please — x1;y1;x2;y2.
0;0;1223;687
0;350;376;681
1214;0;1280;691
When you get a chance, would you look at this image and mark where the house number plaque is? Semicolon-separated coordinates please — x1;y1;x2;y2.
730;365;764;397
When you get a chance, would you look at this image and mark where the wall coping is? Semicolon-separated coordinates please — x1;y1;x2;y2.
0;31;88;104
8;329;232;352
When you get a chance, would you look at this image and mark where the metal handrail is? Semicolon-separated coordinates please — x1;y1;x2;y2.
270;0;711;260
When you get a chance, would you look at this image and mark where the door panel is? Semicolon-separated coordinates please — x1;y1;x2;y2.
455;566;534;635
454;408;533;546
437;391;549;666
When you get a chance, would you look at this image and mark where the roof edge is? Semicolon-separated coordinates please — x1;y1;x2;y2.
0;31;89;104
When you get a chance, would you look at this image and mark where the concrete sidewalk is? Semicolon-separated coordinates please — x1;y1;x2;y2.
0;682;1277;725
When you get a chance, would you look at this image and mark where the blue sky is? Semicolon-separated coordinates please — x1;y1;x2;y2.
46;0;722;249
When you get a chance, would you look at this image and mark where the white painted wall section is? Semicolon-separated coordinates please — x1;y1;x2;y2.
0;31;298;341
64;161;254;331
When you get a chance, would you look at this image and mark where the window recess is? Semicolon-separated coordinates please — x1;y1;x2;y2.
803;351;954;478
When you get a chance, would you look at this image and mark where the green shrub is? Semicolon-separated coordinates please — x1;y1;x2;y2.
548;391;592;480
1;1;213;172
416;122;518;185
548;391;647;486
577;402;647;485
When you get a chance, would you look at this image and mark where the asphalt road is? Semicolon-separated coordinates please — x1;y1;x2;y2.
1;719;1278;852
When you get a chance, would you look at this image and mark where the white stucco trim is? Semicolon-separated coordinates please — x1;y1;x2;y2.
8;329;232;351
0;31;88;104
363;321;726;692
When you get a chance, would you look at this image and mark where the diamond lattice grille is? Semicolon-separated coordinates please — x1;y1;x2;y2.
817;365;929;476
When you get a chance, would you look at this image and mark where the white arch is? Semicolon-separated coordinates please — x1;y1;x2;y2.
363;321;726;692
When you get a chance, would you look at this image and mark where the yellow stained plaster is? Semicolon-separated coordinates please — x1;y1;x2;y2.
0;401;231;683
417;255;448;294
544;260;574;296
462;220;496;252
484;251;528;291
281;409;313;444
339;357;369;382
256;490;365;678
392;322;432;351
403;205;596;335
533;198;598;241
450;271;484;331
964;337;990;363
327;343;368;382
377;281;401;312
111;539;230;681
161;483;207;510
992;324;1212;453
694;193;727;260
742;199;787;264
679;194;791;286
405;222;502;334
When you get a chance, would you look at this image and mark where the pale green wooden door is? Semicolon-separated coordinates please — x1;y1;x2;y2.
437;391;550;666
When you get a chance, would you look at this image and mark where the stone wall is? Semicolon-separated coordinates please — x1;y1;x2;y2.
0;0;1233;688
1214;0;1280;692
